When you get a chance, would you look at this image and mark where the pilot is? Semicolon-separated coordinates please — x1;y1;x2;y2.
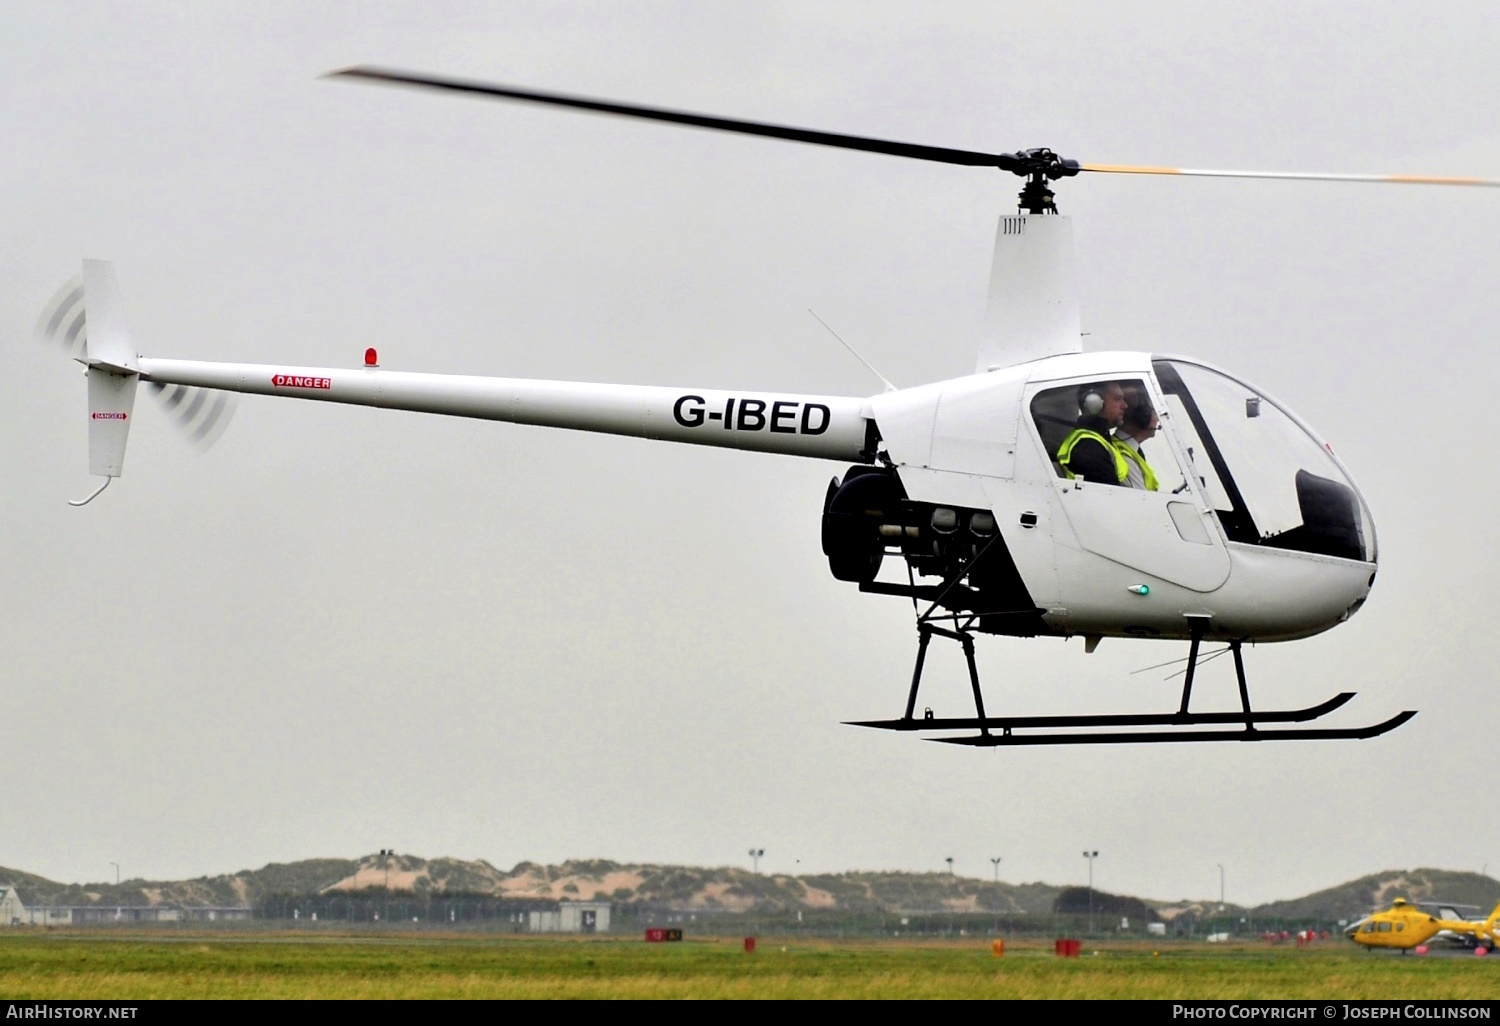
1057;381;1129;486
1112;385;1161;491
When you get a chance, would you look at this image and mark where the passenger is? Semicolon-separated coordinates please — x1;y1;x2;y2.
1057;382;1129;486
1113;386;1161;491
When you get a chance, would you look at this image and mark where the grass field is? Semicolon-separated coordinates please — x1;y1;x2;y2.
1;932;1498;999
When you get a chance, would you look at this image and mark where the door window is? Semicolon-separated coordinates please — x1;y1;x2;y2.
1029;378;1185;494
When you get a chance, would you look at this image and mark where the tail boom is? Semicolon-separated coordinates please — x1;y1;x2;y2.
1482;901;1500;940
138;358;875;461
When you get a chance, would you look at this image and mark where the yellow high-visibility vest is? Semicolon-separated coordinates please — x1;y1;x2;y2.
1057;428;1128;484
1113;438;1160;491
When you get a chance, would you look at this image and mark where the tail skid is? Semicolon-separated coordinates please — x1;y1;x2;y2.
68;477;111;508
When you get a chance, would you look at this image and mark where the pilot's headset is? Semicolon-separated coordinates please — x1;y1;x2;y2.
1123;387;1156;430
1077;384;1106;416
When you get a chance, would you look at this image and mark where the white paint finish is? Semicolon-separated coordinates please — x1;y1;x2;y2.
136;359;870;463
979;214;1082;372
1005;353;1237;595
1055;479;1233;592
123;336;1375;648
981;477;1066;608
892;466;991;510
1205;545;1373;642
1044;542;1190;636
85;368;136;478
871;366;1024;479
128;341;1350;641
1046;541;1371;642
868;379;943;468
80;261;137;374
862;354;1155;482
929;369;1025;479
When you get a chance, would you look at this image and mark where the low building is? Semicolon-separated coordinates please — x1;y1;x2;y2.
0;886;249;926
529;901;610;934
17;905;252;925
0;887;26;925
182;907;252;922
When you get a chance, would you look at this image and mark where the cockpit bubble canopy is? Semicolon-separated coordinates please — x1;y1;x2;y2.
1153;359;1374;563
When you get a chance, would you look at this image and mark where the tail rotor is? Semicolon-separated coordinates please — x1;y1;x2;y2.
34;261;238;503
35;274;89;360
145;380;237;451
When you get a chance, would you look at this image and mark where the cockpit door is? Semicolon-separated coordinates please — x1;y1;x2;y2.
1027;375;1232;593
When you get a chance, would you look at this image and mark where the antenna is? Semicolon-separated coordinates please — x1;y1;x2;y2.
807;309;896;393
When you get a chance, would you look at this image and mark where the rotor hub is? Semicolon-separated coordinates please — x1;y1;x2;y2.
997;148;1081;214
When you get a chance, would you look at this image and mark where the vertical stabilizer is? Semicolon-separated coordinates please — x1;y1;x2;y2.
87;367;138;477
975;213;1082;373
81;260;139;373
81;260;139;478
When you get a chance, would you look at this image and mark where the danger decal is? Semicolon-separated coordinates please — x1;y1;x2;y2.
272;374;332;390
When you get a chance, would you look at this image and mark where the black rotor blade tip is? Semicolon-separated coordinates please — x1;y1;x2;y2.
326;65;1013;170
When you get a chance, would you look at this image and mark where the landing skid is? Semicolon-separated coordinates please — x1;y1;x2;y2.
849;607;1416;746
927;714;1417;747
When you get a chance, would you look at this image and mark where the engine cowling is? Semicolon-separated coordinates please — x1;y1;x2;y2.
821;467;903;582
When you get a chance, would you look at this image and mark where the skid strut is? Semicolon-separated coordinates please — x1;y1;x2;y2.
903;624;990;736
852;614;1416;746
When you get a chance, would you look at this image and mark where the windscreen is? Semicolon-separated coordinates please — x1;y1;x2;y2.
1154;360;1374;562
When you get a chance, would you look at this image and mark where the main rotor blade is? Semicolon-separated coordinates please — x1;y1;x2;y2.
1081;163;1500;187
330;68;1498;190
329;66;1015;170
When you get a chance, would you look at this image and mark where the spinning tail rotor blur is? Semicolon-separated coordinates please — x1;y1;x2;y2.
34;265;238;503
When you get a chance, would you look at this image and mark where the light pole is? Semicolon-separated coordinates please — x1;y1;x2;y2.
990;857;1002;883
1217;863;1225;909
110;862;119;886
749;848;764;873
1082;851;1099;935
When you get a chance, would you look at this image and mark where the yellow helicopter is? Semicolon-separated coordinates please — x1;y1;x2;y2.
1345;897;1500;951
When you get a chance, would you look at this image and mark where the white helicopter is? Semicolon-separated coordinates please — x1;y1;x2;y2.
42;67;1496;746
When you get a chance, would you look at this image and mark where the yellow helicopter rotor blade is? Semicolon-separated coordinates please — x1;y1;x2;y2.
1080;164;1500;187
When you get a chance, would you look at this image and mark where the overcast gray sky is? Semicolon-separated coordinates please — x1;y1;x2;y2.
4;2;1499;906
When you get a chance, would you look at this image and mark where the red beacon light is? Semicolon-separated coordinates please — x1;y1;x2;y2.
364;348;378;368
